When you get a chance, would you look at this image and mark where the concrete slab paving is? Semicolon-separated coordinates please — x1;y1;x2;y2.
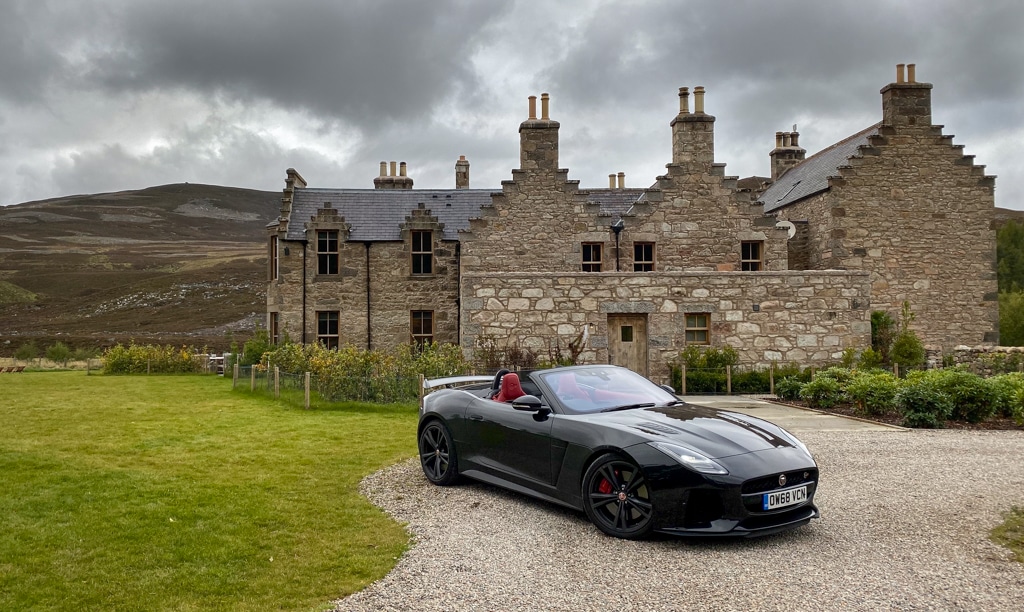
682;394;904;432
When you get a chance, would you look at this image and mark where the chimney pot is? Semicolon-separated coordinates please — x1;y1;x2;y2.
541;93;550;120
678;87;690;114
783;132;792;147
693;86;706;114
390;161;397;177
379;161;387;176
400;161;407;177
907;63;916;83
896;63;905;84
528;95;537;120
459;155;466;161
791;132;799;147
775;131;784;148
609;174;616;188
617;172;625;189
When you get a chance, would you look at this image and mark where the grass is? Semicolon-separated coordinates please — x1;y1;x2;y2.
0;372;418;611
991;506;1024;564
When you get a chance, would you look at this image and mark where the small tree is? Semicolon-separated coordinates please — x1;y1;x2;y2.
891;301;925;369
871;311;896;364
45;341;72;368
14;342;39;365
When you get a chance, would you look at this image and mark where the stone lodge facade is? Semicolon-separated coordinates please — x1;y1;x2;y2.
266;64;997;381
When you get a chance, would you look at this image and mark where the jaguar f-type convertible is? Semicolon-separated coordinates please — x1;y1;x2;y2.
417;365;819;539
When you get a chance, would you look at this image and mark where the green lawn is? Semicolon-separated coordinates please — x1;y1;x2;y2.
0;372;418;611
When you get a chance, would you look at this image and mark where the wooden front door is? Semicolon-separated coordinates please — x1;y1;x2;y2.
607;314;648;376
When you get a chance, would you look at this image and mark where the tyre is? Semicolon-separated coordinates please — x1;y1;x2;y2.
419;419;460;486
582;453;654;539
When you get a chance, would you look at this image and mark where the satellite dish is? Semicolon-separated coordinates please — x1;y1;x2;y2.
776;220;796;239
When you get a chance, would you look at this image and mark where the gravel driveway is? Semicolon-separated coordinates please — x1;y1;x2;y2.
334;430;1024;611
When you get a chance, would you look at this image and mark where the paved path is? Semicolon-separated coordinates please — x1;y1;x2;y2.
683;394;903;432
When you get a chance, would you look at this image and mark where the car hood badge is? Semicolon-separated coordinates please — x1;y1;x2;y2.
778;474;787;486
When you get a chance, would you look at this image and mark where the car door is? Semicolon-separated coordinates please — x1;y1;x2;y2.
462;397;555;487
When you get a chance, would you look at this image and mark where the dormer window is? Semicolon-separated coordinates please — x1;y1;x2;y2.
317;230;339;275
412;230;433;275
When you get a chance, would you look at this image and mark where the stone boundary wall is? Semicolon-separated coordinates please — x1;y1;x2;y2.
461;270;871;380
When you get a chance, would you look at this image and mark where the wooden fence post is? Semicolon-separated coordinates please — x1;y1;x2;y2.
681;365;687;395
233;363;239;388
304;372;311;410
769;364;775;396
893;363;900;377
419;374;425;408
726;365;732;395
250;366;256;391
274;367;280;399
147;359;151;375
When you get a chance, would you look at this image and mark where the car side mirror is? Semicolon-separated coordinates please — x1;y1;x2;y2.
511;395;545;412
660;384;677;394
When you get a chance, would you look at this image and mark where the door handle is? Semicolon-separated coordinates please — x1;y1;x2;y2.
469;414;484;421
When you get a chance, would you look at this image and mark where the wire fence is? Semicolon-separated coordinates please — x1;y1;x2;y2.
232;364;426;408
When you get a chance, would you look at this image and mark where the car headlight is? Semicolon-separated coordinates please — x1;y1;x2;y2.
648;441;728;475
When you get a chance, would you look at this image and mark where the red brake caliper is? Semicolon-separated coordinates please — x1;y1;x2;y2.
598;478;613;494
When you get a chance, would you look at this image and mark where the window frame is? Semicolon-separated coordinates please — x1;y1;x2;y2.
633;242;655;272
269;312;280;345
741;240;763;272
684;313;710;345
316;310;340;349
411;230;433;276
411;310;434;348
316;230;340;275
582;242;603;272
269;235;279;280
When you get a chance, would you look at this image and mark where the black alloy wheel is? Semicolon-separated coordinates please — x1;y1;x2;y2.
582;453;654;539
419;420;460;486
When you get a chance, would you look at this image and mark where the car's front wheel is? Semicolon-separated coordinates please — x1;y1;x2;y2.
582;453;654;539
419;419;460;485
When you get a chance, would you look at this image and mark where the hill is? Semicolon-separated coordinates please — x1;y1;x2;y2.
0;183;280;355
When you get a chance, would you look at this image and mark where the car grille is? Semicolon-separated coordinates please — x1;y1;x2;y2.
741;468;818;495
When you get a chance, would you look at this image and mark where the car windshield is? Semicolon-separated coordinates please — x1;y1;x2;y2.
537;367;678;415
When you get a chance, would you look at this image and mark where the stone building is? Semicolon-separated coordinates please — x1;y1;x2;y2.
266;65;997;380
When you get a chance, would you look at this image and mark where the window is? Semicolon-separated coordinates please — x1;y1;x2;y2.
621;325;634;342
741;241;763;271
412;231;433;275
411;310;434;348
582;243;603;272
685;313;710;344
317;230;339;275
634;242;654;272
269;235;279;280
269;312;279;345
317;311;339;349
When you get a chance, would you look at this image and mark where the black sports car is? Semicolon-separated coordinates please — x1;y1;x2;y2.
417;365;819;539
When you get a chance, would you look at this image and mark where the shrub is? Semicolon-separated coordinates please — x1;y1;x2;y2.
871;311;896;363
45;341;72;367
938;369;999;423
14;342;39;363
799;376;843;409
775;376;804;401
846;371;901;416
857;348;883;370
815;366;855;385
895;380;954;428
891;331;926;368
239;329;273;366
988;373;1024;419
732;369;771;394
102;343;205;374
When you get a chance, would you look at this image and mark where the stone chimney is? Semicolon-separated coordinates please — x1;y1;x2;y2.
670;86;715;169
519;93;560;172
770;130;806;181
373;160;414;189
881;63;932;130
455;155;470;189
617;172;625;189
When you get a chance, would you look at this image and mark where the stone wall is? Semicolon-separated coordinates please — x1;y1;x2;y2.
460;270;871;381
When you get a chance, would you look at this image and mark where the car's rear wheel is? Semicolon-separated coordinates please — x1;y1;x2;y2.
582;453;654;539
419;419;460;485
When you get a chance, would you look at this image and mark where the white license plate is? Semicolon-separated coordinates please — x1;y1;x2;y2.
762;485;808;510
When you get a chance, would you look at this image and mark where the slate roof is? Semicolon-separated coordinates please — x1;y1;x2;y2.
759;123;880;212
284;187;648;242
285;189;494;242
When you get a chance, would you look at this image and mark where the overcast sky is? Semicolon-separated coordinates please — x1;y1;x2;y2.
3;0;1023;209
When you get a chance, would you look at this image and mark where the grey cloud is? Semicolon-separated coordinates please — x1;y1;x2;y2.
79;0;509;125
